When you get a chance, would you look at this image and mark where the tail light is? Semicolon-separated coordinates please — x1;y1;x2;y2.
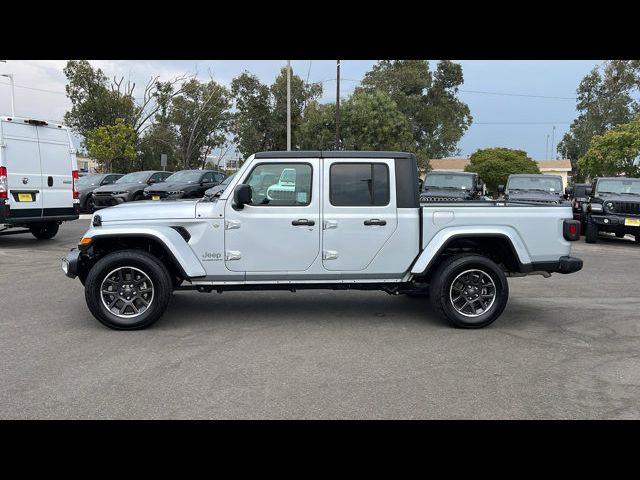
0;166;7;200
563;219;580;241
72;170;79;200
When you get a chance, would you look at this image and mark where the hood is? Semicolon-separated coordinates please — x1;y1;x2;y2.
145;182;197;192
94;182;144;193
597;192;640;202
205;184;226;196
95;199;198;221
507;190;563;203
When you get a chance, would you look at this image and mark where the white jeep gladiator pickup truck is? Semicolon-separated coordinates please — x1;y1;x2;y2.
62;151;583;330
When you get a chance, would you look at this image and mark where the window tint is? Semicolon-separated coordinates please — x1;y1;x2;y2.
244;163;312;206
201;172;214;183
215;173;226;183
330;163;389;206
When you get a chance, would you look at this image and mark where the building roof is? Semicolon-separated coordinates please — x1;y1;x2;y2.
429;158;572;172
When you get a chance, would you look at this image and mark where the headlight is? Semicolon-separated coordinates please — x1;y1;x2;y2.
606;202;614;212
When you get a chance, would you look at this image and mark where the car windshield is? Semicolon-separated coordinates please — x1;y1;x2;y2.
76;175;103;187
221;173;235;185
424;174;474;190
166;170;203;183
597;179;640;195
116;172;150;184
508;176;562;192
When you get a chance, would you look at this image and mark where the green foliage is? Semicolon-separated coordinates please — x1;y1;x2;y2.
465;147;539;192
86;119;137;173
63;60;137;142
358;60;472;161
230;68;322;157
578;117;640;178
558;60;640;177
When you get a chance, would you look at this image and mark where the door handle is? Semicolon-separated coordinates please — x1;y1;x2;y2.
364;219;387;226
48;176;53;187
292;219;315;226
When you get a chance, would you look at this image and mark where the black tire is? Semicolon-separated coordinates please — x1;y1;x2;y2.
133;193;145;202
580;221;587;236
429;254;509;329
86;195;95;213
585;216;598;243
615;232;625;238
29;222;59;240
636;234;640;244
84;249;173;330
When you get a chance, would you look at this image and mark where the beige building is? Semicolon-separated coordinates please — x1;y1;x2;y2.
76;155;101;174
428;158;573;189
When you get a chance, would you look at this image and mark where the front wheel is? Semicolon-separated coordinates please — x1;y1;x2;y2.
585;217;598;243
429;254;509;328
84;249;173;330
86;195;95;213
30;222;59;240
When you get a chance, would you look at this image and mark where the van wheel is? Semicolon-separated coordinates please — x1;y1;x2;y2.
429;254;509;328
585;217;598;243
30;222;59;240
84;249;172;330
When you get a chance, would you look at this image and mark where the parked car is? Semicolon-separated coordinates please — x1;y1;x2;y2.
204;173;236;198
62;151;582;331
499;174;567;204
1;116;79;239
565;182;590;233
420;171;484;202
582;177;640;244
92;171;172;210
144;169;226;200
76;173;124;213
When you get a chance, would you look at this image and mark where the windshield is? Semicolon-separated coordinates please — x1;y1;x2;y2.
424;174;474;190
221;173;235;185
76;175;103;187
165;170;204;183
508;176;562;192
596;179;640;195
116;172;151;184
573;185;588;197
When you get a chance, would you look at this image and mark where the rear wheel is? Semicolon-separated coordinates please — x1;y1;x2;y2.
429;254;509;328
585;217;598;244
84;249;172;330
30;222;59;240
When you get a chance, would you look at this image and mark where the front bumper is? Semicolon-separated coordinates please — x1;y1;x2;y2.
61;248;81;278
93;194;129;209
590;214;640;232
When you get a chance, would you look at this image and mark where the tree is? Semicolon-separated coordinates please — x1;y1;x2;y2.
465;147;540;193
230;68;322;157
578;117;640;178
86;119;137;173
357;60;473;163
298;91;413;152
558;60;640;176
168;78;231;169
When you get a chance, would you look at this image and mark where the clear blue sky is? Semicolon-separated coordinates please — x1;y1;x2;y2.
0;60;601;159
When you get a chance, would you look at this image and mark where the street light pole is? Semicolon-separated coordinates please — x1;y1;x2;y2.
286;60;291;151
551;125;556;160
336;60;341;149
1;73;16;116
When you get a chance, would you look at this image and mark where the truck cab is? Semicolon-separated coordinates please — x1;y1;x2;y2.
1;116;79;239
62;151;583;331
420;171;484;202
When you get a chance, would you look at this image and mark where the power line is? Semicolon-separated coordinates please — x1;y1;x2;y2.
474;121;571;125
0;79;67;95
459;89;576;100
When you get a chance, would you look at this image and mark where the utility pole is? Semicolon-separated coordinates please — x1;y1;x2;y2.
286;60;291;151
551;125;556;160
545;134;550;159
1;72;16;116
335;60;341;149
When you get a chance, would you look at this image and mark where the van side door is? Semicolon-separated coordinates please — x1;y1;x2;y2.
37;125;75;215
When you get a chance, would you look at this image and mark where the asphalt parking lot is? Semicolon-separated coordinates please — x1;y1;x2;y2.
1;219;639;419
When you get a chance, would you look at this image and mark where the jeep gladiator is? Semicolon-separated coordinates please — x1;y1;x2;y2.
62;151;583;330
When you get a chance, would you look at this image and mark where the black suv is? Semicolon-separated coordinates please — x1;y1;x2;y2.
420;171;484;202
565;183;590;232
144;169;226;200
499;174;567;204
583;177;640;244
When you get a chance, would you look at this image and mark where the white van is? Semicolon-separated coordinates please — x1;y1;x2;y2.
0;116;79;239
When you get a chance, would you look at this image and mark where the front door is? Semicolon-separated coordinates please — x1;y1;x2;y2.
322;159;397;271
224;159;320;272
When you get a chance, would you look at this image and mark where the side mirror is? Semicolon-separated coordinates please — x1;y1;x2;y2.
585;187;593;196
233;184;252;209
498;185;505;194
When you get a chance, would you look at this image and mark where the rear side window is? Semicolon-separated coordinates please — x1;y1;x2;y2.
330;163;389;206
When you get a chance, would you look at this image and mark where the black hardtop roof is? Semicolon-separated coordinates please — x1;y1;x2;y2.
254;150;416;160
509;173;562;178
427;170;476;176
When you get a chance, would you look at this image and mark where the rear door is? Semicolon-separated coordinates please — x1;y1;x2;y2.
37;124;74;215
322;159;398;271
1;119;44;218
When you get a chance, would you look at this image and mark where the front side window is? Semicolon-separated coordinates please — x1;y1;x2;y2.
330;163;389;206
244;163;312;206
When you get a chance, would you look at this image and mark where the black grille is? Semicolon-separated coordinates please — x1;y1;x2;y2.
420;196;463;202
610;201;640;215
